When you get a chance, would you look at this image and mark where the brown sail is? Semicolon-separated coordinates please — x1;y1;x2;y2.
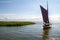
40;5;49;25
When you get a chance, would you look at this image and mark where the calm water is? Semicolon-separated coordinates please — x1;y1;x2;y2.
0;22;60;40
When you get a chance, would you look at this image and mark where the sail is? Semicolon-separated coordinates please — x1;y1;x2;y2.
40;5;49;24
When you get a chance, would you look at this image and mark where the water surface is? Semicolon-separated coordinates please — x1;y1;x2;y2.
0;22;60;40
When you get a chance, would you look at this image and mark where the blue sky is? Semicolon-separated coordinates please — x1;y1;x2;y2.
0;0;60;22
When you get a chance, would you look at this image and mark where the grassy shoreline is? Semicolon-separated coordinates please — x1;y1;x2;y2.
0;21;35;26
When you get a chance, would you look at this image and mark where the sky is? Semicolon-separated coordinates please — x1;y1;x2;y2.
0;0;60;22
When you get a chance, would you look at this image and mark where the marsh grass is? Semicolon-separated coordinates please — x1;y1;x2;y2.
0;21;35;26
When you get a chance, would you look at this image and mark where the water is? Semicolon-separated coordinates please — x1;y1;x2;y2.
0;22;60;40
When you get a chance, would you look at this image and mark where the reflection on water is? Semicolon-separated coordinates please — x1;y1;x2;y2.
42;24;60;40
42;27;51;40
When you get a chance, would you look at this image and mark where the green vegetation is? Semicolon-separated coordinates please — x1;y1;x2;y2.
0;21;35;26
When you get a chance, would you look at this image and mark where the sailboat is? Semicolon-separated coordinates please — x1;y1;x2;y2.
40;2;51;29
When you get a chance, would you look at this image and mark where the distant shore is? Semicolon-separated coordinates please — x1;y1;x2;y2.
0;21;35;26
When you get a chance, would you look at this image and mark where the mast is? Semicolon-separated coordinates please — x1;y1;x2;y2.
47;1;49;23
47;1;48;12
